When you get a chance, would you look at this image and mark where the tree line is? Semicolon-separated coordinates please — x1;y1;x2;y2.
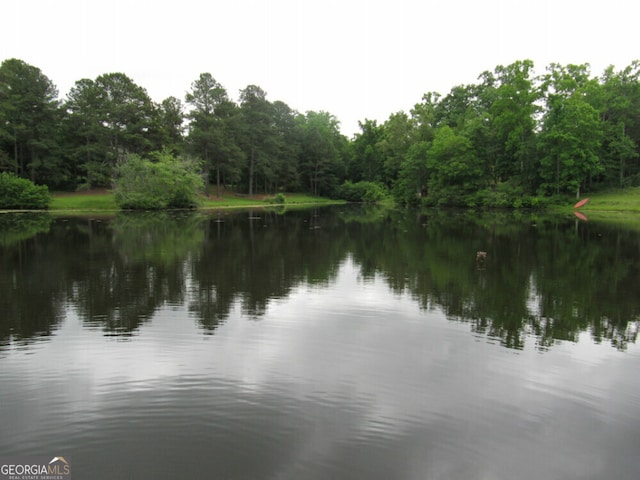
1;58;639;206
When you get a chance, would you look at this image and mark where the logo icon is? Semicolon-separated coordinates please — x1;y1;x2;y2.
48;456;70;475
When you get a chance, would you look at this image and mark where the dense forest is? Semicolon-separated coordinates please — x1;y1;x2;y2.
1;58;639;206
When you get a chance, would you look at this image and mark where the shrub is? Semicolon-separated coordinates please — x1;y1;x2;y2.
465;182;548;209
337;181;386;203
114;151;204;210
425;185;468;207
468;188;511;208
0;172;51;209
266;193;286;204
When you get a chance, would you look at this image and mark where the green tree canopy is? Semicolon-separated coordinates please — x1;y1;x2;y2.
238;85;277;196
0;58;60;184
298;111;346;197
185;73;242;197
64;73;157;187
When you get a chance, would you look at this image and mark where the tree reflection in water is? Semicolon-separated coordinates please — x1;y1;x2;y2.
0;206;637;351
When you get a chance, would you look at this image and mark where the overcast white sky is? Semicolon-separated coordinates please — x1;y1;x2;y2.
2;0;639;136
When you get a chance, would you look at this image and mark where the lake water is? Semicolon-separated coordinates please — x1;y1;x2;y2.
1;206;639;479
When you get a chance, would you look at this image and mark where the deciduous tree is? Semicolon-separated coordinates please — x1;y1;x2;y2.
298;111;346;197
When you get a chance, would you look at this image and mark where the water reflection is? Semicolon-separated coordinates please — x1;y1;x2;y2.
345;208;640;350
0;212;52;247
0;206;638;350
2;207;640;479
0;213;61;344
2;268;638;479
189;208;345;330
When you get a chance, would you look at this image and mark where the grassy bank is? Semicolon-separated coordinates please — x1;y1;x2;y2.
542;186;640;230
51;191;118;211
575;187;640;213
545;186;640;215
201;193;344;209
44;186;640;214
50;191;344;213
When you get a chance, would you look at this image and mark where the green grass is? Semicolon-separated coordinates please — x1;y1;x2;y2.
544;187;640;230
577;187;640;213
51;192;118;211
201;193;345;209
549;186;640;214
49;191;344;213
48;187;638;214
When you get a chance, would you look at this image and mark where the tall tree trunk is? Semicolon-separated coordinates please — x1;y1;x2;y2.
555;154;560;195
216;164;221;198
19;142;25;177
620;123;626;188
314;162;320;196
13;129;19;175
249;147;255;197
30;149;36;183
203;147;210;197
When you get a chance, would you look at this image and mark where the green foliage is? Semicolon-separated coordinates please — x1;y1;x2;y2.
337;181;387;203
0;59;61;186
114;151;204;210
424;126;485;206
486;60;540;185
185;73;243;198
238;85;275;197
4;57;640;208
394;141;429;206
157;96;185;155
538;92;603;197
63;73;158;189
264;192;287;204
0;172;51;209
297;111;347;197
467;182;548;209
349;119;385;183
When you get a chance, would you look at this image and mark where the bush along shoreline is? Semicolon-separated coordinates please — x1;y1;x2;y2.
0;172;51;210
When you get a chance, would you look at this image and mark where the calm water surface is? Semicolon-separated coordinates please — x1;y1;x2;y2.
1;207;639;479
